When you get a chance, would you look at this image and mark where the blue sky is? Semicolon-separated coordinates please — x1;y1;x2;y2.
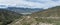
0;0;60;9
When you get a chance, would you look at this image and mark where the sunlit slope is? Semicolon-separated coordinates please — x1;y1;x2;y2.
31;6;60;17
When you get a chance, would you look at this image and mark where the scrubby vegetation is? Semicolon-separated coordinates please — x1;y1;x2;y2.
31;6;60;17
1;6;60;25
0;9;22;25
30;6;60;25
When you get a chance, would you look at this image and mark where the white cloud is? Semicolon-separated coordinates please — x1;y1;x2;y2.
0;0;60;9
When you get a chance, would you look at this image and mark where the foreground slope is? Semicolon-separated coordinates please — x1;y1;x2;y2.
0;9;22;25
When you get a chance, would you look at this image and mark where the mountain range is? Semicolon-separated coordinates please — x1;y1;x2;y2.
6;7;44;14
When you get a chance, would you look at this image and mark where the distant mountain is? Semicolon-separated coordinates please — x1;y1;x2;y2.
0;5;7;8
6;7;44;14
0;9;22;25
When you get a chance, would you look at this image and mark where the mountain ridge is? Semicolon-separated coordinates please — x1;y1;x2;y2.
6;7;44;15
30;6;60;17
